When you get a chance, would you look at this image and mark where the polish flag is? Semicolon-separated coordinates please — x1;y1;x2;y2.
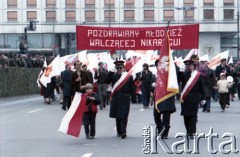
58;93;87;137
209;50;229;70
183;49;199;61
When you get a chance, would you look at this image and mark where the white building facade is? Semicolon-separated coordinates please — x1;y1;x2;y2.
0;0;238;59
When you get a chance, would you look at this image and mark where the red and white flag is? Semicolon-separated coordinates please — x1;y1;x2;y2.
183;49;199;61
58;93;87;137
209;50;229;70
155;31;179;113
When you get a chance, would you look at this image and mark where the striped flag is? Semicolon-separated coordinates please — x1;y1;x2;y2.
155;31;179;113
58;93;87;137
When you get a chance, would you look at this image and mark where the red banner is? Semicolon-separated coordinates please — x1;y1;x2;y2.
76;24;199;50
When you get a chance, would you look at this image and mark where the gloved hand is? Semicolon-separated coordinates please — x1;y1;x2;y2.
179;65;185;72
152;82;156;87
201;100;206;105
110;68;116;73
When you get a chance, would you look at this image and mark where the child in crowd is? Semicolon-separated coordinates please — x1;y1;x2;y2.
216;73;234;112
83;83;100;139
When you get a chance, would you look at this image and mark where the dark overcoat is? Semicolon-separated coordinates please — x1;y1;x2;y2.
61;70;72;97
178;71;205;116
105;72;134;119
72;70;91;94
203;67;216;97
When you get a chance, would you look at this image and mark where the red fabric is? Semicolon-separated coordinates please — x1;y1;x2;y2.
125;57;141;72
67;95;87;137
76;24;199;50
134;80;142;94
155;31;173;104
83;93;98;113
181;72;201;101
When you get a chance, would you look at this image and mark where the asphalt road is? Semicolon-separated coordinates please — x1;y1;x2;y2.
0;95;240;157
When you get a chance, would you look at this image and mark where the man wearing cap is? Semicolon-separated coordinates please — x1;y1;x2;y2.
178;60;205;139
94;62;108;109
105;60;134;139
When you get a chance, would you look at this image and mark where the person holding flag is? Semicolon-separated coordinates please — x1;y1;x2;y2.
105;60;135;139
154;25;179;139
178;60;205;139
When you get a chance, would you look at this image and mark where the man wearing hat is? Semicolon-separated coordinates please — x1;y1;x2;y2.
178;60;205;139
105;60;134;139
94;62;108;109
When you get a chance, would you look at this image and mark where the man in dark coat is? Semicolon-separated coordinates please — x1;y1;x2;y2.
152;59;176;139
61;64;73;110
105;60;134;139
178;60;205;139
94;62;108;109
215;58;231;79
139;63;152;109
202;61;217;112
71;61;91;95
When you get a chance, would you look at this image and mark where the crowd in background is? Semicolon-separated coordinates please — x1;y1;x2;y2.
0;53;54;69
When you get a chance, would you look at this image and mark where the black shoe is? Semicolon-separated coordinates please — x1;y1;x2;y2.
89;136;95;139
117;134;121;137
202;110;206;112
207;109;210;112
86;135;90;139
62;107;66;110
121;133;127;139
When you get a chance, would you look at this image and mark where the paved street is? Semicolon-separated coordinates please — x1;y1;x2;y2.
0;95;240;157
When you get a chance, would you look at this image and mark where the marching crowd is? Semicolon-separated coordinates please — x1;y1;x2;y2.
38;54;240;140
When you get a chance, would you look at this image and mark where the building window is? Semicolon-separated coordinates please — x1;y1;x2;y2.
85;10;95;21
7;0;17;8
184;0;194;6
46;11;56;21
224;9;234;19
66;11;76;21
27;11;37;21
223;0;234;6
144;0;154;6
124;0;134;6
124;10;134;21
164;10;174;21
105;0;115;6
27;0;37;8
203;0;214;6
163;0;174;7
7;11;18;21
85;0;95;7
144;10;154;21
46;0;56;8
186;10;194;20
104;10;115;21
203;9;214;19
66;0;75;8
